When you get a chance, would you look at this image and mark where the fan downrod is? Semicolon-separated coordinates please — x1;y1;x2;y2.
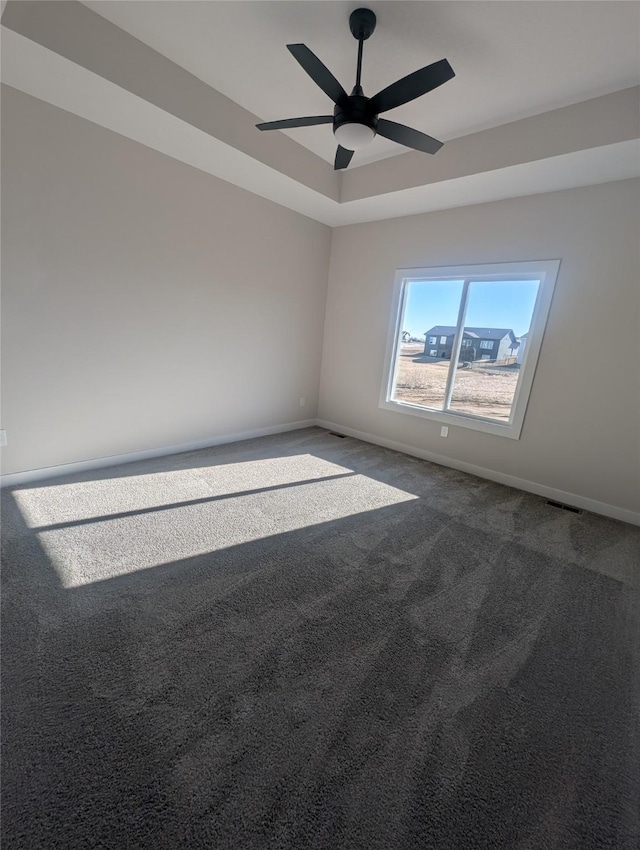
349;8;376;41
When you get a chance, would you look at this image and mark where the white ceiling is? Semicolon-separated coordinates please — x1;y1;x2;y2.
3;1;639;225
84;1;640;168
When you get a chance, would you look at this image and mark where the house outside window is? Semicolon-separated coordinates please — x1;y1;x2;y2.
380;260;560;439
428;336;437;345
440;336;447;345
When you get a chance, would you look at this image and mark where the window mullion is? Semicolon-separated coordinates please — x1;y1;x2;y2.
443;280;471;410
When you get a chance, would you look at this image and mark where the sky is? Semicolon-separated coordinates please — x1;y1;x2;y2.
403;279;540;339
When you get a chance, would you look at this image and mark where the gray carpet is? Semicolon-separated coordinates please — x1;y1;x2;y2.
2;426;639;849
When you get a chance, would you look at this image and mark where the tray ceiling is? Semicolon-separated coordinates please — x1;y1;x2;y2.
83;1;640;168
2;1;639;225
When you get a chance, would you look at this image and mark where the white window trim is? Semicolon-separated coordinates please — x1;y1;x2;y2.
379;260;561;440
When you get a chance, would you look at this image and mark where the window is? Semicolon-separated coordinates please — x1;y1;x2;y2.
380;260;560;439
440;336;447;345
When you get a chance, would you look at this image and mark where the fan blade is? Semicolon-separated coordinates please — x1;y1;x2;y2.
287;44;348;105
370;58;455;114
376;119;443;154
334;146;354;170
256;116;333;131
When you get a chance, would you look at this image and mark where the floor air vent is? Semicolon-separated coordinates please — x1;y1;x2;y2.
546;499;583;514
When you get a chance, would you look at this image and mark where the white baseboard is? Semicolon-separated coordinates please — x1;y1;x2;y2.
0;419;317;488
316;419;640;527
4;416;637;527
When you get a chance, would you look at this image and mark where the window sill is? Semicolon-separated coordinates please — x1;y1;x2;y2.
378;397;523;439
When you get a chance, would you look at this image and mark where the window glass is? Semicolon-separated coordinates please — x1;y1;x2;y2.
448;280;540;422
390;280;464;410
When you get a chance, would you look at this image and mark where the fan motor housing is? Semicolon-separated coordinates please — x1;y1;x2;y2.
349;8;377;41
333;96;378;134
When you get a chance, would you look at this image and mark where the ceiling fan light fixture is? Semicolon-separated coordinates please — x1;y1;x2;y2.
256;8;454;169
334;121;376;150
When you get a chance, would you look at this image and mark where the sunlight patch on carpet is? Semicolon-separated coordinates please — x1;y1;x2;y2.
14;454;354;528
15;459;417;587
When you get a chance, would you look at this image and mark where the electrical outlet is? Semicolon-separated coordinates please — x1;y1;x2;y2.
0;430;6;447
299;396;306;407
440;426;448;437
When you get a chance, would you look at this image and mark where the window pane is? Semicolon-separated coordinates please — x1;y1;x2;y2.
448;279;540;421
390;280;463;410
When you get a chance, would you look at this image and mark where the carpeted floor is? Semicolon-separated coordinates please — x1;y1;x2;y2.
2;426;639;849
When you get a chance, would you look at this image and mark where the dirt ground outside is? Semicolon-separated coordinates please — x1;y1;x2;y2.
391;343;520;421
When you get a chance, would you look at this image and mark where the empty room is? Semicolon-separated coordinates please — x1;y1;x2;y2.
1;1;639;847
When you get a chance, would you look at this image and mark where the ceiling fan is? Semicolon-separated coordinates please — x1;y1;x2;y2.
256;8;455;170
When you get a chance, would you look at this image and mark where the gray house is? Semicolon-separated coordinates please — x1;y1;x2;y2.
424;326;519;362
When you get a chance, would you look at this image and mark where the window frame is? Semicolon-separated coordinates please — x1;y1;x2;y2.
379;260;561;440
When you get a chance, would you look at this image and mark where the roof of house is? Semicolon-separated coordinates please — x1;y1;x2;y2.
424;326;516;341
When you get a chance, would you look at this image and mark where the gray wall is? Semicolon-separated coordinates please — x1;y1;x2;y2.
319;179;640;515
3;86;639;518
1;87;331;474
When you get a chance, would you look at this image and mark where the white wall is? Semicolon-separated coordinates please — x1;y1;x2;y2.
318;179;640;516
1;87;331;475
3;86;639;519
